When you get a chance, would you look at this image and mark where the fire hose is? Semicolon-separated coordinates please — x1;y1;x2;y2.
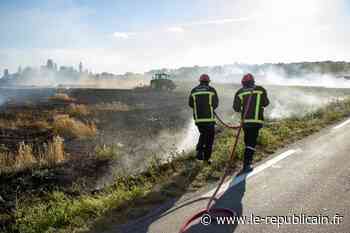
178;92;254;233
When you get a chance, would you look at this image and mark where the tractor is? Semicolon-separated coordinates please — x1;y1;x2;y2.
150;73;176;91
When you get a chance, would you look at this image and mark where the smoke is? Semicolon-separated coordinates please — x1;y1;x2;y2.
10;74;148;89
174;63;350;120
175;119;199;154
171;62;350;89
266;88;342;119
242;66;350;118
77;77;148;89
214;84;348;121
183;65;350;125
1;64;151;89
0;95;5;106
146;119;199;160
259;66;350;88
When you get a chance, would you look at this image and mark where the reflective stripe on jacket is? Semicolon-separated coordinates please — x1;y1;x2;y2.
189;84;219;123
233;85;269;125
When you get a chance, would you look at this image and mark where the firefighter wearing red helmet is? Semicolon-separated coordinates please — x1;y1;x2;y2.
189;74;219;164
233;73;270;172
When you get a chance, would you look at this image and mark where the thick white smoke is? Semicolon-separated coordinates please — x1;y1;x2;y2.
266;89;341;119
207;64;350;89
259;67;350;88
176;119;199;154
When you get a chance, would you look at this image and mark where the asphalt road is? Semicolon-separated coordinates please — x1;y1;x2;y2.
112;118;350;233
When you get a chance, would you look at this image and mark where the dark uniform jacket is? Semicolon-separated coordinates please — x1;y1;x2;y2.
233;85;269;126
189;84;219;124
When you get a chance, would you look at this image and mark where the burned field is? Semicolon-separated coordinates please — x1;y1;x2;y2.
0;87;191;229
1;84;348;178
0;87;191;158
1;84;350;232
69;88;192;157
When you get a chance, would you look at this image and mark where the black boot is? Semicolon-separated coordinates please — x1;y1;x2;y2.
242;147;254;173
204;159;212;165
242;163;253;172
203;147;213;165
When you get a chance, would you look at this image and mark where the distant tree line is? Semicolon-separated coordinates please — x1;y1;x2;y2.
0;59;144;87
2;60;350;86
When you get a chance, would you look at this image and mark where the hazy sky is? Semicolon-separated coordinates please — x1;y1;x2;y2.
0;0;349;74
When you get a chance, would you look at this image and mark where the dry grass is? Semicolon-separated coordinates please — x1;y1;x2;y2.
52;114;97;139
0;153;15;169
29;120;50;129
0;119;36;129
66;104;90;117
0;119;22;129
0;120;50;130
40;136;65;167
48;93;75;102
0;136;66;173
0;111;50;129
15;142;35;169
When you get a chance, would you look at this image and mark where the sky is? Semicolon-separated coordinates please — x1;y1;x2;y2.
0;0;349;74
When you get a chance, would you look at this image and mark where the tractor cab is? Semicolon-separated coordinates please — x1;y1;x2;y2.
150;72;176;91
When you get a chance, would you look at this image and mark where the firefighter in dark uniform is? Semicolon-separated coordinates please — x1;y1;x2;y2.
189;74;219;164
233;73;269;172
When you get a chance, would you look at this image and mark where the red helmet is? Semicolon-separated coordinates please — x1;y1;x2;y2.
199;74;210;82
241;73;255;86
